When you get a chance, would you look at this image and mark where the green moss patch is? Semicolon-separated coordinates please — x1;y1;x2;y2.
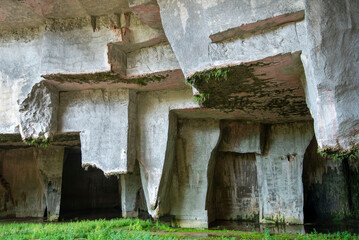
318;146;359;162
187;64;309;117
24;137;50;147
52;133;80;143
0;134;22;143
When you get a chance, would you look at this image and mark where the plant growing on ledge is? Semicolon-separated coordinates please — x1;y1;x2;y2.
193;93;210;105
187;68;230;86
187;67;229;105
318;147;359;162
24;137;50;147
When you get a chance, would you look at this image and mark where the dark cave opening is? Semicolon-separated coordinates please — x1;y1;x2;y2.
210;152;259;223
59;148;121;221
303;137;359;223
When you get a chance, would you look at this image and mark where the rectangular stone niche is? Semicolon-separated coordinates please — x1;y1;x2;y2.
213;152;259;221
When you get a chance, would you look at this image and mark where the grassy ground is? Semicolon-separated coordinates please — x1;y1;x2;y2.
0;218;357;240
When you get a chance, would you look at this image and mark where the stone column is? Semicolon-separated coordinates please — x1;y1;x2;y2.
256;122;313;224
169;118;220;229
36;146;65;221
120;162;142;218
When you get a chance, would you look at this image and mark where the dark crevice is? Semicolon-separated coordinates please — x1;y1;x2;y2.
59;148;121;221
342;159;353;213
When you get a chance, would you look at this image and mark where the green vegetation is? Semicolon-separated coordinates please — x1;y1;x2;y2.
187;68;230;106
318;147;359;162
193;93;210;105
24;137;50;147
187;68;230;86
0;218;358;240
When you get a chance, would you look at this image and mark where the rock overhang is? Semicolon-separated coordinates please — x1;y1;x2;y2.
186;52;311;122
42;69;187;92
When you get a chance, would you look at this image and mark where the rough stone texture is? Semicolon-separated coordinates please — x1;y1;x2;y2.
59;88;136;174
208;22;306;67
137;88;198;218
124;12;164;46
157;0;304;75
107;11;168;76
41;21;121;74
213;152;259;221
169;118;220;228
126;43;180;75
129;0;162;29
209;10;305;43
0;0;358;228
36;146;65;221
218;121;264;154
209;121;263;222
0;36;43;133
19;81;59;140
301;0;359;149
0;19;122;135
0;0;129;31
0;148;45;218
189;52;311;122
42;69;186;92
157;0;359;151
121;162;142;218
256;122;314;224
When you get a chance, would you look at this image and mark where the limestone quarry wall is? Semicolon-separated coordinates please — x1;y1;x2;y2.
0;0;358;228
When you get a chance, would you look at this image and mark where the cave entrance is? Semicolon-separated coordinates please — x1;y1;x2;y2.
303;137;359;225
210;152;259;223
59;148;121;220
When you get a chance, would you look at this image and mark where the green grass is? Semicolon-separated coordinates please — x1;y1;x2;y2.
0;218;357;240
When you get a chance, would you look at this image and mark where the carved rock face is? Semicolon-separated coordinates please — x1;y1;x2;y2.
19;81;58;140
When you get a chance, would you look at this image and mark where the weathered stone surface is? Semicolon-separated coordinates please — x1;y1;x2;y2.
157;0;304;75
129;0;163;29
0;0;129;31
36;146;65;221
169;118;220;228
213;152;259;221
19;81;59;140
0;148;45;218
219;121;264;154
188;52;311;121
0;18;122;135
41;20;121;74
137;88;198;218
59;88;136;174
121;162;142;218
301;0;359;150
43;69;186;92
0;0;358;228
256;121;314;224
126;43;180;76
0;36;43;133
210;10;305;43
